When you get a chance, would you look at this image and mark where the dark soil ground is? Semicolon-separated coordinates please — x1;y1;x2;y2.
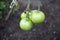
0;0;60;40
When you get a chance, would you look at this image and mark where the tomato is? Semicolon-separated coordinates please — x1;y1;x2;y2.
21;11;31;18
20;19;33;31
21;12;27;19
29;10;45;24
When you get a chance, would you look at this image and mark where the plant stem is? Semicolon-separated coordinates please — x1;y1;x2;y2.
25;0;31;19
26;0;30;11
5;8;13;21
5;0;19;21
38;0;41;10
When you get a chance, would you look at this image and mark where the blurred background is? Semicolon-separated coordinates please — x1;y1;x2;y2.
0;0;60;40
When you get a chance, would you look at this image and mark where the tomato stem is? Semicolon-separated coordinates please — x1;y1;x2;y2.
25;0;31;19
38;0;41;10
26;0;30;11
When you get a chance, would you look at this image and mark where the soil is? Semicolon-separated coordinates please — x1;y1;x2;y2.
0;0;60;40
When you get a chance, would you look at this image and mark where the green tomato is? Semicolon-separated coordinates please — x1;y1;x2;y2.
30;10;45;24
21;11;31;19
20;19;33;31
21;12;27;19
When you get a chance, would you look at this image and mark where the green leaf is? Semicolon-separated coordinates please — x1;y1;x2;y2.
0;1;6;10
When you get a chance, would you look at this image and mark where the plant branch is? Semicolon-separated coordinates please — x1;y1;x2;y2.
5;8;13;21
5;0;19;21
26;0;30;11
38;0;41;10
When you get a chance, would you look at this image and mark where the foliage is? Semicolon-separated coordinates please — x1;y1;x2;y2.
0;1;6;20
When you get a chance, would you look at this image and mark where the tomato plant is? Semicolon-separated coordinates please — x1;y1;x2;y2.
19;0;45;31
